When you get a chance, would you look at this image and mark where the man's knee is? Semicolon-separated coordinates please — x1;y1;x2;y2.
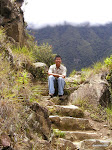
58;77;64;81
49;75;55;79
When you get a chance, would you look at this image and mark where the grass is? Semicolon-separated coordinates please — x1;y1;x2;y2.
70;56;111;84
69;69;76;77
104;55;112;69
12;46;33;60
105;107;112;127
0;27;6;43
53;129;65;138
72;98;89;111
65;81;78;89
47;107;56;115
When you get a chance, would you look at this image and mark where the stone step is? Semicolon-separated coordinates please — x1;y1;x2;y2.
32;87;48;96
53;129;100;142
63;131;100;142
42;96;52;101
39;100;55;107
79;139;111;150
47;105;84;118
49;115;93;131
32;88;48;92
43;96;69;105
52;138;77;150
73;141;81;150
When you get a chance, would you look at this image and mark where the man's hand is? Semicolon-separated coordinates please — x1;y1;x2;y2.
59;75;65;78
48;73;65;78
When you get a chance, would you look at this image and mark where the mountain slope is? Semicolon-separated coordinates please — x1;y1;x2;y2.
29;23;112;75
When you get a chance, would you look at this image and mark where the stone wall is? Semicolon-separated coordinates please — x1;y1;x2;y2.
0;0;25;46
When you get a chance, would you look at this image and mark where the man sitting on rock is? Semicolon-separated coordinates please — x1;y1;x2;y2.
48;55;67;99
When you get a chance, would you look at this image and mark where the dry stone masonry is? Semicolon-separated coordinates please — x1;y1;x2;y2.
41;72;112;149
0;0;25;46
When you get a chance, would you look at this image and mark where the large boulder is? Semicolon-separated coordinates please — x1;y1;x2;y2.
0;0;25;46
30;62;48;80
69;73;111;107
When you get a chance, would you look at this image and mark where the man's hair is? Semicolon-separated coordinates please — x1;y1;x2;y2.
55;55;62;60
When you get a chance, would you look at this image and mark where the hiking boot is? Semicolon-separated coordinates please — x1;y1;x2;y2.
59;95;64;100
50;94;54;98
59;95;67;101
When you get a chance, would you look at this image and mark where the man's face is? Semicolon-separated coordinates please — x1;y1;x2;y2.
55;57;62;66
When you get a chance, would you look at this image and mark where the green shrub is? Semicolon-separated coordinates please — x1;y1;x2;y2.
12;46;34;61
104;55;112;69
70;69;76;77
33;43;56;67
53;129;65;138
93;62;102;72
105;107;112;126
25;31;56;67
16;70;29;85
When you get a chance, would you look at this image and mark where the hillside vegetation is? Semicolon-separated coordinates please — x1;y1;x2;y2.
1;20;112;150
29;23;112;75
0;26;55;149
2;0;112;149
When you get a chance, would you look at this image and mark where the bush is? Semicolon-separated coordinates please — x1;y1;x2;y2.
104;55;112;69
93;62;102;72
53;129;65;138
70;69;76;77
12;46;34;61
25;31;55;67
105;107;112;127
33;43;56;67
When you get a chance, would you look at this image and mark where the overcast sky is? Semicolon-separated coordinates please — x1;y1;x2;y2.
22;0;112;28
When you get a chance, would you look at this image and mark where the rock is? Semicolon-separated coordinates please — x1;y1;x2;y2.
14;135;50;150
14;141;32;150
63;131;99;142
65;74;81;83
52;138;77;150
33;62;47;68
106;144;112;150
0;133;11;147
40;100;55;107
80;139;111;150
28;102;51;141
5;47;14;66
30;62;48;79
30;140;51;150
69;73;110;107
2;147;14;150
49;115;93;131
47;105;84;117
0;0;25;46
50;96;69;105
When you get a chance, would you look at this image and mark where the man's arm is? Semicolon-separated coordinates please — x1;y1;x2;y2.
48;72;65;78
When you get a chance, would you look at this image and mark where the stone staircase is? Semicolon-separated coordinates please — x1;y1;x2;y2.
42;95;112;150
